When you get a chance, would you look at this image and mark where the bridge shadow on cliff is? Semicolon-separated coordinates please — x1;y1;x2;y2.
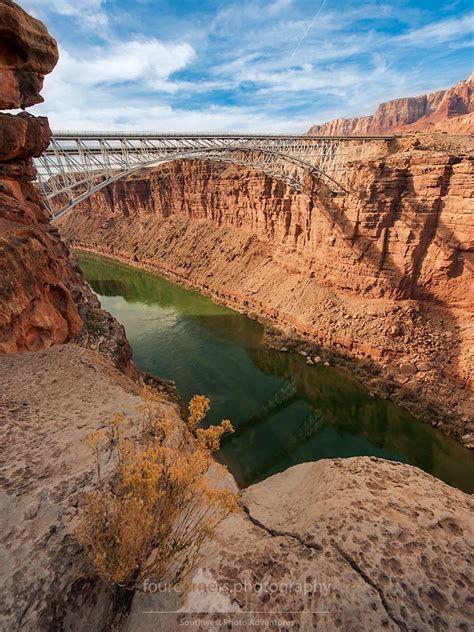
309;163;468;413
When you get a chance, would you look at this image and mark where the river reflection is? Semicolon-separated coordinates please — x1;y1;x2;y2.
79;252;474;492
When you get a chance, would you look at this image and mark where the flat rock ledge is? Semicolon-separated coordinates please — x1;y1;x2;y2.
0;344;162;630
0;345;472;631
128;458;473;632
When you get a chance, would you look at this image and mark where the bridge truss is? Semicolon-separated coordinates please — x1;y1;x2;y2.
34;132;391;221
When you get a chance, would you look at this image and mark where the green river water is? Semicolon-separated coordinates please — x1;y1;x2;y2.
79;252;474;493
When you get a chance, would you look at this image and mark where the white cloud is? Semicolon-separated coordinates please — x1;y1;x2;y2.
21;0;108;28
30;57;414;135
215;60;371;94
34;99;316;134
45;39;196;96
22;0;473;134
394;13;474;45
212;0;293;29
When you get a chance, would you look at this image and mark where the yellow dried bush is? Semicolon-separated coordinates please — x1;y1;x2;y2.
77;387;237;589
187;394;210;428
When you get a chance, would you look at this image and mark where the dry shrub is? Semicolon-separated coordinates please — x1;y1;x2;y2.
77;386;238;588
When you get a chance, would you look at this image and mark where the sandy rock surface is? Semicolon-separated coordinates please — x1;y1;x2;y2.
0;344;145;630
126;457;474;632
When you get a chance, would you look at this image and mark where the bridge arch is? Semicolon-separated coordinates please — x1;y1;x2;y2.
34;133;390;221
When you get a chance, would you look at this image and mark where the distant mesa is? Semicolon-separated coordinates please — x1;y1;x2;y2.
307;74;474;136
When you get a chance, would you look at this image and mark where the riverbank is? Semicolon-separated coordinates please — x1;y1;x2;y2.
78;250;474;491
72;243;473;448
56;147;473;446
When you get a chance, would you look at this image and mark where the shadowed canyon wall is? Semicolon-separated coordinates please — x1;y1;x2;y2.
307;74;474;135
59;135;474;437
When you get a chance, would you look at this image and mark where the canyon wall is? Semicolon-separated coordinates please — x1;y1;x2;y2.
307;74;474;135
0;0;135;376
59;135;474;437
60;145;473;307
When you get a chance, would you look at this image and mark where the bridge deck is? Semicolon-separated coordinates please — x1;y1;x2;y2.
51;131;395;141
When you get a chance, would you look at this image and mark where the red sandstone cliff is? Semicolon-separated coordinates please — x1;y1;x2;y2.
307;75;474;136
58;134;474;436
59;142;473;308
0;0;136;376
0;0;58;109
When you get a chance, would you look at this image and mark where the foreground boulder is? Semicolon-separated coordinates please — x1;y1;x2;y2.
127;458;473;631
1;345;472;630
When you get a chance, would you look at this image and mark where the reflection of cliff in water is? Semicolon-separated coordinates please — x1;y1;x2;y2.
248;346;415;445
217;396;327;486
80;253;232;316
79;252;474;494
86;277;129;297
228;347;473;491
80;252;265;347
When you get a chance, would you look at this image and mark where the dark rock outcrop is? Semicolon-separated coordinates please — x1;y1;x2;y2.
0;0;58;108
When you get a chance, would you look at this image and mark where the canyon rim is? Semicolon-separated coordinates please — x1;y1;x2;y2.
0;0;473;631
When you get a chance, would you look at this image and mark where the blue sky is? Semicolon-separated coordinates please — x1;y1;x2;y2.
22;0;473;132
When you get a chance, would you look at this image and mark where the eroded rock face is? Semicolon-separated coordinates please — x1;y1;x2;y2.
0;1;81;354
307;74;474;135
0;0;58;108
0;120;86;353
126;457;474;631
0;111;51;161
58;145;474;307
0;221;83;352
57;138;474;435
0;1;137;378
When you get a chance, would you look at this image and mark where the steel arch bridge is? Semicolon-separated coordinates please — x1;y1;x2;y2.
34;132;392;222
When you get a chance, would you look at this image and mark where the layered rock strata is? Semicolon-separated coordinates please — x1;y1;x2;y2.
0;0;136;377
307;74;474;135
58;137;474;439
